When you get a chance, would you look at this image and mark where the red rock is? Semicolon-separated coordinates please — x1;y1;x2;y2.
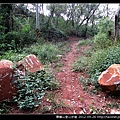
0;60;17;101
98;64;120;93
17;54;44;73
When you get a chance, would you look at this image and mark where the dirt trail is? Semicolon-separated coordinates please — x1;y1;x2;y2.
8;36;120;114
53;36;112;114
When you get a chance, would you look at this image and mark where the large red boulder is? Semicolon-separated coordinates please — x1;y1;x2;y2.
16;54;44;73
0;60;17;101
98;64;120;93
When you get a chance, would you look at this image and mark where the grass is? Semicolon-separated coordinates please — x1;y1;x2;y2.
41;92;71;114
72;56;88;72
56;41;71;55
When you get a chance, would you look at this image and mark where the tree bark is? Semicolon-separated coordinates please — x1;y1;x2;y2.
41;3;44;22
36;4;39;30
114;15;119;41
83;19;89;38
36;4;40;37
55;14;60;28
114;4;120;41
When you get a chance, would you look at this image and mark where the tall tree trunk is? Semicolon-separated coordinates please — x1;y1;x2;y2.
36;4;40;37
41;3;44;22
83;19;89;38
71;3;75;27
114;15;119;41
55;14;60;28
36;4;39;29
47;5;55;27
114;4;120;41
106;4;109;17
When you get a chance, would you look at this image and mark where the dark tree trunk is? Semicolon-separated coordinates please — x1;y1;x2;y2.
47;6;55;27
114;15;119;41
114;4;120;41
83;19;89;38
41;3;44;22
55;14;60;28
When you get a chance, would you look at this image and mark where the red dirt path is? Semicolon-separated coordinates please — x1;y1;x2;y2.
8;36;120;114
47;36;120;114
51;36;108;114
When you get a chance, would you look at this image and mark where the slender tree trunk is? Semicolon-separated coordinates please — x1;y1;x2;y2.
114;15;119;41
36;4;40;37
47;5;55;27
83;19;89;38
55;14;60;28
41;3;44;22
114;4;120;41
36;4;39;29
106;4;109;17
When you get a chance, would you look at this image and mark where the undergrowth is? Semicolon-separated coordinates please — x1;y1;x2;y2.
13;70;60;110
73;37;120;91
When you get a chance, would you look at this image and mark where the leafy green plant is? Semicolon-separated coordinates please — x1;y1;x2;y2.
13;70;59;109
40;21;68;41
97;17;114;34
0;102;11;114
37;44;58;64
88;45;120;74
93;17;114;50
23;42;59;65
93;32;113;49
0;50;27;62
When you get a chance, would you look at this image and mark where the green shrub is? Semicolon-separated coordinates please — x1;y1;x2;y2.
37;44;58;64
24;43;58;65
40;22;68;41
13;70;59;109
0;50;27;62
93;32;113;49
97;17;114;34
77;38;94;47
88;45;120;83
0;31;20;51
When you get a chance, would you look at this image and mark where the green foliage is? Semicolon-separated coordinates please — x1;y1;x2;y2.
40;21;68;41
24;42;59;65
56;41;71;55
37;44;58;64
88;45;120;83
0;102;11;114
97;17;114;34
0;31;20;51
93;32;113;49
72;56;88;72
13;70;59;109
0;15;36;53
93;17;114;50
